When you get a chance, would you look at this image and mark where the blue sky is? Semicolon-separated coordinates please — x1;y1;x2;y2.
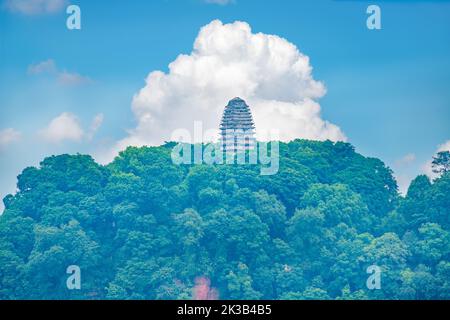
1;0;450;212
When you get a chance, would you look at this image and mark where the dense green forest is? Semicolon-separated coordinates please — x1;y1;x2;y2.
0;140;449;300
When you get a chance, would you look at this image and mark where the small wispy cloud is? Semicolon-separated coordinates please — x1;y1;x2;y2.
3;0;68;15
423;140;450;178
87;113;104;141
203;0;234;5
27;59;57;75
395;153;416;166
0;128;21;149
57;71;92;86
28;59;92;86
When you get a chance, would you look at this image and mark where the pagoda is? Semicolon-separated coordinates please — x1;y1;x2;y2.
220;97;256;153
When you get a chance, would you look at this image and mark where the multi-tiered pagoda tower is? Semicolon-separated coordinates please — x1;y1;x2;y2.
220;97;256;153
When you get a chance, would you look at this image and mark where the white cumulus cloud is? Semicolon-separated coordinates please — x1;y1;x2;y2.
0;128;21;149
3;0;67;15
39;112;104;143
107;20;345;162
39;112;84;143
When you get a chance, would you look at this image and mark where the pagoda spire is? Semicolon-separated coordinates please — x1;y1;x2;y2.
220;97;256;153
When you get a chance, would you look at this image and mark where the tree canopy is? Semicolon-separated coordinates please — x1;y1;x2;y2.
0;140;449;300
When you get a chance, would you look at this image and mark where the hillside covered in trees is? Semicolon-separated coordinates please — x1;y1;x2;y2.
0;140;449;300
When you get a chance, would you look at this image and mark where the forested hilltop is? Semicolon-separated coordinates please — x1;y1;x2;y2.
0;139;449;300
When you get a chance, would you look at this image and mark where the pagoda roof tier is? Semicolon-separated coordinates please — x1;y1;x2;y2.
219;97;256;152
